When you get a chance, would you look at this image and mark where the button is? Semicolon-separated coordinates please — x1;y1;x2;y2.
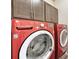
40;23;44;27
13;33;18;39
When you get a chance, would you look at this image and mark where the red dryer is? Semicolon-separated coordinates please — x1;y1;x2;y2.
12;18;55;59
55;24;68;59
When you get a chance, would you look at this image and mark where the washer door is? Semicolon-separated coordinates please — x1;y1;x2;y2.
60;29;68;48
19;30;54;59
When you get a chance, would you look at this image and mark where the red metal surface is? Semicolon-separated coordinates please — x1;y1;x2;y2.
12;18;55;59
55;24;67;58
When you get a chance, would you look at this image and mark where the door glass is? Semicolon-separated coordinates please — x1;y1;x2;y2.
33;0;44;21
26;34;52;58
60;29;68;47
12;0;31;19
46;3;58;23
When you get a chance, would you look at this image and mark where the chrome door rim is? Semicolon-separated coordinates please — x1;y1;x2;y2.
60;29;68;47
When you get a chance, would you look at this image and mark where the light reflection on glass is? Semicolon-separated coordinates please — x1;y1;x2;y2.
32;0;41;4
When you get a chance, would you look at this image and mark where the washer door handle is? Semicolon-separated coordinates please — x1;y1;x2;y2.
16;26;33;30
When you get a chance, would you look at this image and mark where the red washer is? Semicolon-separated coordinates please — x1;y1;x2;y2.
12;18;55;59
55;24;68;59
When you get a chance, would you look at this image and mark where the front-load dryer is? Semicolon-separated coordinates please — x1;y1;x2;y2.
55;24;68;59
12;18;55;59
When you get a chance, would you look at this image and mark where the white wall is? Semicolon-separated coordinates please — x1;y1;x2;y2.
54;0;68;25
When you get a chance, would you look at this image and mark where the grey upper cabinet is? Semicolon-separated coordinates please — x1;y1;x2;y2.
32;0;44;21
46;3;58;23
12;0;45;21
12;0;32;19
12;0;58;23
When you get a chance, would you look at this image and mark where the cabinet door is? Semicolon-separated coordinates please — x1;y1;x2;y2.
12;0;32;19
46;3;58;23
33;0;45;21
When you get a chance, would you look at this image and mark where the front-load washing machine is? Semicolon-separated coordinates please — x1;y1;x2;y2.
55;24;68;59
12;18;55;59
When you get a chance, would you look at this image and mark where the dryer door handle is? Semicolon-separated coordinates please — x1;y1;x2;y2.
16;26;33;30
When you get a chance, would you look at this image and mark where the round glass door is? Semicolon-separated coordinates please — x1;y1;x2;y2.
19;30;54;59
27;34;52;58
60;29;68;47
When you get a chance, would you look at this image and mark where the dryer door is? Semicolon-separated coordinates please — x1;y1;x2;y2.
60;29;68;52
19;30;54;59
